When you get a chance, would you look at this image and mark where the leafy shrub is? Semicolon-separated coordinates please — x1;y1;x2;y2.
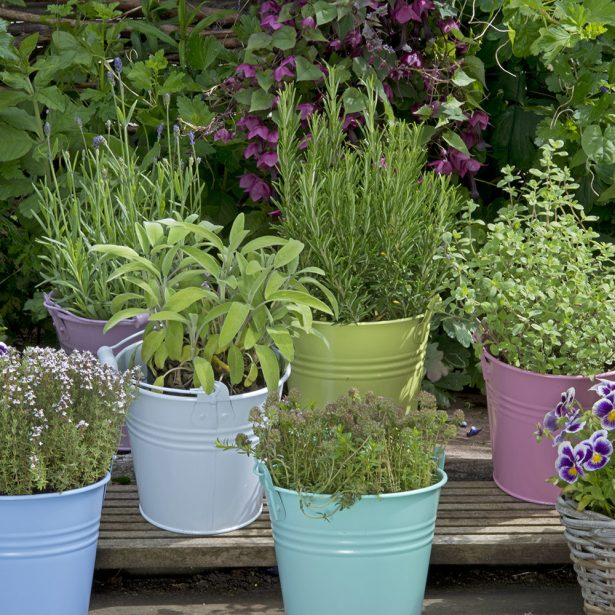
0;344;137;495
275;72;464;322
450;141;615;375
230;388;460;512
97;213;333;394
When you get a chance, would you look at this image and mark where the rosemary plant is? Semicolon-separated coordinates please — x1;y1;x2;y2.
35;66;204;320
275;71;463;323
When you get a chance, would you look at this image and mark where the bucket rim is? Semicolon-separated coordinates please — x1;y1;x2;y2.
118;340;291;401
44;292;147;327
311;313;427;329
482;348;615;382
0;472;111;501
261;465;447;501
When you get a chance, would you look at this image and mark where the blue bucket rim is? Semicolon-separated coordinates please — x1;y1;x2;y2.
0;472;110;501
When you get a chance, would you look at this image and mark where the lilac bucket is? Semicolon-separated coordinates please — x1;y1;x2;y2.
482;350;615;505
44;293;147;452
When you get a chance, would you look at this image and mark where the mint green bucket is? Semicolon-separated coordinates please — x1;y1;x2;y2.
257;463;446;615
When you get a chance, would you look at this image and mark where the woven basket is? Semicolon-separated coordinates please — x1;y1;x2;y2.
557;496;615;614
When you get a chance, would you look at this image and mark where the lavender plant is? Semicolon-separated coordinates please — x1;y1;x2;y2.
34;60;205;320
229;389;461;513
0;344;137;496
536;381;615;516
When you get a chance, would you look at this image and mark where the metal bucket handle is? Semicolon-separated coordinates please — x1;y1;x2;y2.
97;330;146;372
254;461;285;522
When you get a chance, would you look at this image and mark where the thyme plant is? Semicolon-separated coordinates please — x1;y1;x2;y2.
0;345;137;495
231;389;460;513
275;71;464;323
450;141;615;375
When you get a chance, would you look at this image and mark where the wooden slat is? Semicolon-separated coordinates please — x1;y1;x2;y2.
95;480;571;569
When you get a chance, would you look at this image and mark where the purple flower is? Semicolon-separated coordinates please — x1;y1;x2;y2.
260;0;279;16
269;209;282;220
469;110;489;130
0;342;8;357
383;82;394;100
466;426;482;437
345;30;363;50
92;135;106;149
261;14;283;30
590;379;615;398
239;173;272;201
256;151;278;169
302;16;316;28
401;52;423;68
236;64;257;79
392;0;418;23
214;128;234;143
593;392;615;429
342;113;364;131
156;122;164;141
543;388;576;432
173;124;180;136
448;148;482;178
297;102;316;120
329;39;342;52
553;409;586;445
556;441;591;483
428;159;453;175
412;0;434;18
243;141;260;159
188;131;195;146
438;18;460;33
583;430;613;471
107;70;115;85
298;133;312;150
113;57;123;74
274;56;296;81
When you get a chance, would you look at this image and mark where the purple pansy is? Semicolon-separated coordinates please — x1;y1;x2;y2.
0;342;8;357
590;379;615;398
555;441;591;483
593;392;615;429
553;409;586;445
583;430;613;471
543;387;576;432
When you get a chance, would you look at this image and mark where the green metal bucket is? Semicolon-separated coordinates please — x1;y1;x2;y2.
289;314;432;409
257;463;446;615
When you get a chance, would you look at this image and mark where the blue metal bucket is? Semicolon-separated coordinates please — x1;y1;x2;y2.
0;472;110;615
257;463;447;615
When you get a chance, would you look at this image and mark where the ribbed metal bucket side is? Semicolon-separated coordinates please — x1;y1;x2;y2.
258;464;446;615
482;351;615;505
0;473;110;615
116;342;289;535
289;315;431;409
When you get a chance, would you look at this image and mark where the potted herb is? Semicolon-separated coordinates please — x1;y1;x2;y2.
449;141;615;504
228;389;458;615
96;213;333;534
275;71;463;409
0;344;135;615
36;63;203;356
536;382;615;612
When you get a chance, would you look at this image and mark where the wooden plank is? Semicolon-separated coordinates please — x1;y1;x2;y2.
95;480;570;569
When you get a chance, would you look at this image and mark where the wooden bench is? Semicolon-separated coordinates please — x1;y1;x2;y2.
96;479;569;570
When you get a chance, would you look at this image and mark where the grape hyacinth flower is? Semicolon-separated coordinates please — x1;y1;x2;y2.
113;57;123;74
92;135;106;149
583;430;613;471
555;441;591;483
593;392;615;429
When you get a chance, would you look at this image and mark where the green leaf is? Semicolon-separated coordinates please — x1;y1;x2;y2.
241;236;286;253
123;19;178;47
141;328;166;363
227;344;244;385
103;308;149;332
143;222;164;247
267;327;294;362
0;124;32;161
250;89;275;112
164;287;210;312
342;87;367;113
295;57;323;82
273;239;304;267
267;289;332;315
314;0;337;24
183;247;221;277
148;311;190;324
247;32;272;51
442;130;470;156
219;302;250;348
176;95;215;125
272;26;297;50
255;344;280;392
165;320;184;361
194;356;215;394
451;69;475;87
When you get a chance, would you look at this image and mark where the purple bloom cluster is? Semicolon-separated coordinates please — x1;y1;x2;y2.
556;431;613;483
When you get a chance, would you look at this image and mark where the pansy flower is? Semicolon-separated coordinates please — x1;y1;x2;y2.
542;387;575;432
553;409;586;445
593;392;615;429
0;342;8;357
590;379;615;398
583;430;613;471
555;441;591;483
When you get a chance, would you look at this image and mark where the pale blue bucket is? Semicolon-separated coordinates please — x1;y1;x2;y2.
257;463;447;615
0;472;110;615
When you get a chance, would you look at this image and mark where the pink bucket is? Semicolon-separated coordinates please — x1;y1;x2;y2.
482;350;615;505
44;293;147;452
